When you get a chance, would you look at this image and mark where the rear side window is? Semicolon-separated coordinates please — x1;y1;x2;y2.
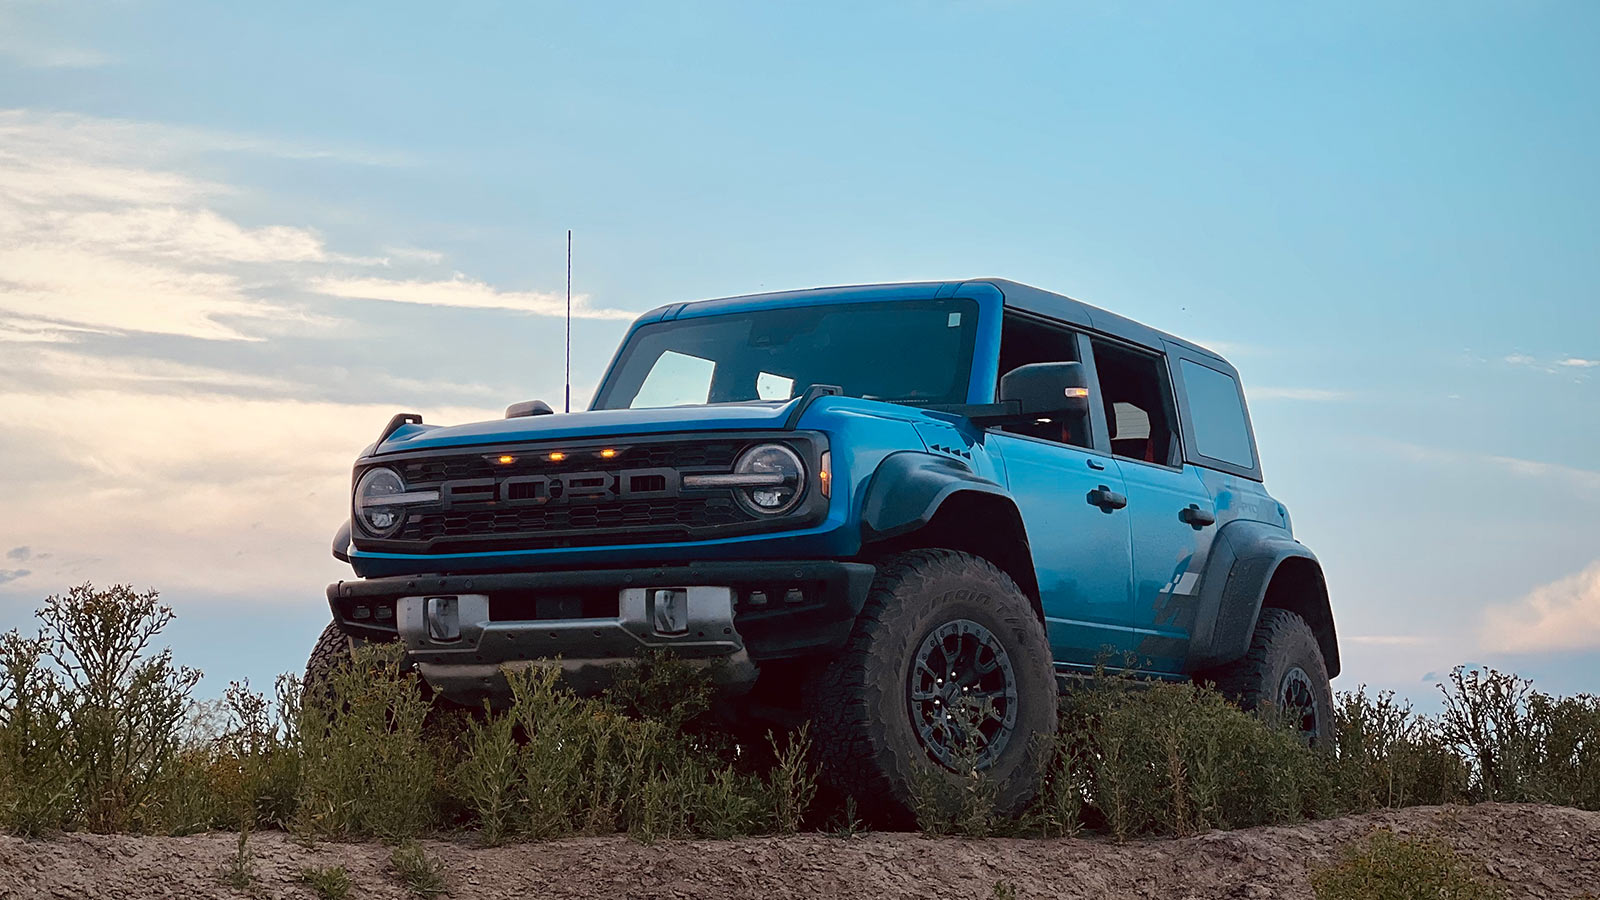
1180;360;1254;468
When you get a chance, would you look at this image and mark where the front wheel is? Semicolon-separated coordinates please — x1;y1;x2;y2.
804;550;1057;824
1206;608;1334;746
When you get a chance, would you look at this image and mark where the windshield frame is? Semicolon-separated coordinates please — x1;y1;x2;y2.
591;297;985;411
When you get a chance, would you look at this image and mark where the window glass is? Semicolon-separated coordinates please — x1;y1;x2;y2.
594;299;978;410
1180;359;1255;467
631;350;714;408
997;312;1089;448
1091;339;1179;466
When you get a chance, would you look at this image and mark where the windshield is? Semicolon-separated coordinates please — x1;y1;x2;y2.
593;298;979;410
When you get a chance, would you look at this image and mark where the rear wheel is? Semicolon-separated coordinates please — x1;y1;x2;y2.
1207;608;1333;746
804;550;1057;824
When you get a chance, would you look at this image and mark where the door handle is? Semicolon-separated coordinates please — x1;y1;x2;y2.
1180;504;1216;528
1087;485;1128;511
1086;458;1107;471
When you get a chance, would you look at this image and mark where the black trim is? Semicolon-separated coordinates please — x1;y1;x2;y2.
378;413;422;445
327;560;877;662
1185;521;1339;676
859;451;1011;541
783;384;843;429
351;431;828;555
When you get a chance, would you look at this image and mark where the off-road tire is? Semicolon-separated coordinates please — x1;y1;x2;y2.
804;549;1057;825
1207;608;1334;746
303;620;363;693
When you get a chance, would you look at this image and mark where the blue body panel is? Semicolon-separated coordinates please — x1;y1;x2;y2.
343;278;1300;677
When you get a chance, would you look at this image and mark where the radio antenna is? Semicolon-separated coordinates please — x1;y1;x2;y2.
564;229;572;413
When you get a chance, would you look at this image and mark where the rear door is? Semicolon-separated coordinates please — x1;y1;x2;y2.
1084;337;1218;674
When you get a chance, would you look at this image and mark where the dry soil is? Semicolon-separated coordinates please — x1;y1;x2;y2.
1;803;1596;900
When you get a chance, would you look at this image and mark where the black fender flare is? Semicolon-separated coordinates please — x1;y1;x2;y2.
860;452;1013;542
1186;520;1340;677
332;520;353;563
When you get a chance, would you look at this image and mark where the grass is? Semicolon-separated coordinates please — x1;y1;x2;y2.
390;839;448;897
1;582;1598;847
1311;829;1505;900
300;865;353;900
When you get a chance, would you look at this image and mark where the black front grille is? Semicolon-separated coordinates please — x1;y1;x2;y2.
353;433;825;554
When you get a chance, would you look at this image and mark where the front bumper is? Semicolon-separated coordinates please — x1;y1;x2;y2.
325;560;875;703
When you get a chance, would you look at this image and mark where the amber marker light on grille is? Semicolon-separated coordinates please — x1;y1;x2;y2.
548;451;567;462
599;448;618;459
819;451;832;498
497;455;516;465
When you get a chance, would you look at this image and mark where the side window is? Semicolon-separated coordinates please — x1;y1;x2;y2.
997;312;1089;448
1090;339;1179;466
1179;359;1255;468
631;350;714;408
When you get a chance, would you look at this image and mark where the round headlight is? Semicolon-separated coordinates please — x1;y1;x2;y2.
734;443;805;515
354;467;408;537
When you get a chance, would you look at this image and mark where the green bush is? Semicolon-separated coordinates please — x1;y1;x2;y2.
0;584;199;834
1331;688;1469;811
294;643;436;841
1311;829;1504;900
1438;666;1600;807
300;865;353;900
452;662;799;842
1058;676;1330;839
3;580;1597;845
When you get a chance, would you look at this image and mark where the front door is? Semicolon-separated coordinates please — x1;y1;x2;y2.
992;433;1135;669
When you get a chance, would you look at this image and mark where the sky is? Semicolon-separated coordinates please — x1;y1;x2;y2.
0;0;1596;708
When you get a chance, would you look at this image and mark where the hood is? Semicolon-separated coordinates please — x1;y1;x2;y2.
373;401;800;454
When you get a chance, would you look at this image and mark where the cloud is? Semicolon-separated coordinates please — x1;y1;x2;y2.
0;108;629;344
0;383;499;599
1481;561;1600;653
0;8;111;70
1347;635;1433;647
1501;352;1596;375
0;570;29;586
1246;387;1349;402
6;547;31;562
1383;441;1600;493
310;274;635;320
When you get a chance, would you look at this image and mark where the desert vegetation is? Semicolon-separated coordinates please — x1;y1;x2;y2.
1;583;1596;853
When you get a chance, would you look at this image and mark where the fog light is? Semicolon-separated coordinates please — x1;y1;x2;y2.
651;589;688;635
784;588;804;604
375;605;394;621
425;596;460;641
747;590;768;607
352;605;371;620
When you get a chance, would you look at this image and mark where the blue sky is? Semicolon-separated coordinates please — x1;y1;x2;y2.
0;1;1595;706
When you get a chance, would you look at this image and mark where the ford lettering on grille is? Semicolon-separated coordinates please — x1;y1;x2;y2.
437;466;681;509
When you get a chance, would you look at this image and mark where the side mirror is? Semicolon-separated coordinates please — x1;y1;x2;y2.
505;400;555;418
999;362;1091;421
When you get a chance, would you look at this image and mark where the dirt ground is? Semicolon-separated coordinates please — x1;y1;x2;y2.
1;803;1596;900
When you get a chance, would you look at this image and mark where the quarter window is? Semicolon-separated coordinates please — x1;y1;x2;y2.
1179;360;1255;468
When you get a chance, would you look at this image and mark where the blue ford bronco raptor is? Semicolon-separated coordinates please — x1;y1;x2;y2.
313;278;1338;819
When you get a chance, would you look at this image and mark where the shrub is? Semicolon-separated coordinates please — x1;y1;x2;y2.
301;865;353;900
1058;675;1330;839
0;630;74;834
1437;666;1600;808
0;584;199;834
295;643;435;841
390;839;447;897
1330;688;1469;811
1311;829;1504;900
